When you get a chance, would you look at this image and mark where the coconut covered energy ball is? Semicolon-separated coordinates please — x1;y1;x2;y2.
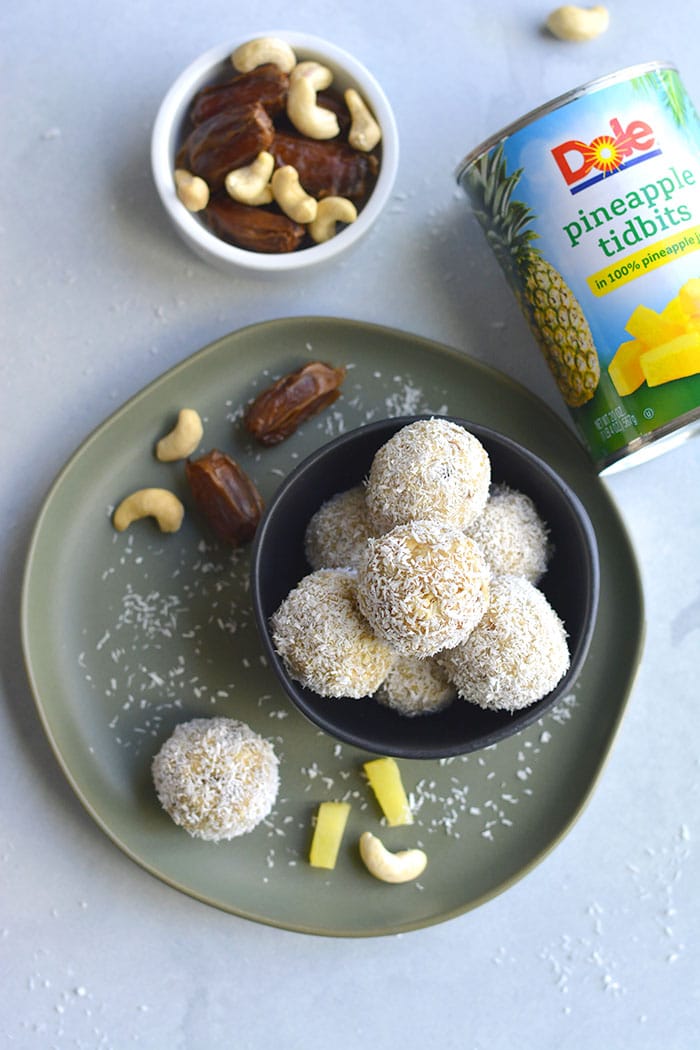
466;484;551;584
152;717;279;841
365;418;491;534
304;486;373;570
270;568;394;698
375;655;457;717
440;574;570;712
356;519;490;658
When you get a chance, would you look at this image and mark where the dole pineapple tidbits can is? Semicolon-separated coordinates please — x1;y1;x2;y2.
456;62;700;473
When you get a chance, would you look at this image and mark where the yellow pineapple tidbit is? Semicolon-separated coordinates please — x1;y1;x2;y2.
640;332;700;387
624;304;683;347
608;339;646;396
309;801;351;869
679;278;700;316
363;756;414;826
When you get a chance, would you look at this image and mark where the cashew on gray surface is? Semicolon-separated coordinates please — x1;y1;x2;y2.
546;4;609;41
113;488;185;533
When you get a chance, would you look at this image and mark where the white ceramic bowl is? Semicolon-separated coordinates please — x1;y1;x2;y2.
151;31;399;274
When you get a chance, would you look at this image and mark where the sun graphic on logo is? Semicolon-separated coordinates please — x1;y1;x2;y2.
585;135;623;175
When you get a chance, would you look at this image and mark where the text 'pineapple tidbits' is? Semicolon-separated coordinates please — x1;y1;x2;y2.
457;62;700;474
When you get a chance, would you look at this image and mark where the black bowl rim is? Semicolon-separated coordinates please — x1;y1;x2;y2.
250;415;600;758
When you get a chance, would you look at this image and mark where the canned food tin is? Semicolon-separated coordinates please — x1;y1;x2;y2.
457;62;700;473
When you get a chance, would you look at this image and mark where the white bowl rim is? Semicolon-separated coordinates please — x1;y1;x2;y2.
150;30;400;273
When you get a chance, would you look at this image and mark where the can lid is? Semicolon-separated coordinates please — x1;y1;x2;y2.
455;60;677;183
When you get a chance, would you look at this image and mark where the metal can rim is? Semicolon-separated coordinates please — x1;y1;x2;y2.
455;60;677;182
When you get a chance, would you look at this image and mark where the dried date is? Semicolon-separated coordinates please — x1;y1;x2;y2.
178;103;274;189
185;449;264;546
244;362;347;446
269;132;379;204
204;197;305;253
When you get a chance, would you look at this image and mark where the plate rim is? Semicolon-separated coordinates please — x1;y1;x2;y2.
20;315;646;936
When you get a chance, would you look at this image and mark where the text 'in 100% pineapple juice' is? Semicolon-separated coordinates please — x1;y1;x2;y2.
457;62;700;473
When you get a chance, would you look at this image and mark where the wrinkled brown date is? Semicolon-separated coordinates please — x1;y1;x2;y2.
244;362;347;446
269;133;379;204
190;64;289;125
205;197;305;253
185;449;264;546
178;103;274;189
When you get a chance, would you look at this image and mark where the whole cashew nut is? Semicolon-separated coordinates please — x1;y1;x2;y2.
174;169;210;212
546;5;610;41
231;36;297;74
271;165;318;224
358;831;427;884
344;89;382;152
224;151;275;206
113;489;185;533
308;196;357;243
287;62;340;140
155;408;204;462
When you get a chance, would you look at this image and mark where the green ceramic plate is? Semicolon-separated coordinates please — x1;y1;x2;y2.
21;318;645;937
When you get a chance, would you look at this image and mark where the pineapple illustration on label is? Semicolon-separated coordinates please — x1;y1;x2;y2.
457;62;700;472
465;145;601;407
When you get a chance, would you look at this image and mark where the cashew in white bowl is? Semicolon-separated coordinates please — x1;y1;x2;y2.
345;88;382;152
155;408;204;462
113;488;185;533
546;4;610;41
358;831;427;884
308;196;357;243
287;61;340;140
225;151;275;206
174;168;210;212
271;165;318;224
231;36;297;74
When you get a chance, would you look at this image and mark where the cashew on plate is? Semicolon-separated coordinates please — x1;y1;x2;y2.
358;831;427;884
113;488;185;533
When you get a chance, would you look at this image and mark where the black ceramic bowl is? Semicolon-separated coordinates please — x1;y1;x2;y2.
250;416;599;759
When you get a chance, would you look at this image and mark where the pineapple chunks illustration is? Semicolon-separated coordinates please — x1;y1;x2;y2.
465;145;600;407
609;279;700;396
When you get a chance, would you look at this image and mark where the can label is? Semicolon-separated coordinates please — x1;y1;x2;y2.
457;64;700;469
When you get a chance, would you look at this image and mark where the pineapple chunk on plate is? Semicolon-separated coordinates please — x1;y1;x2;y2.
363;757;413;826
309;801;351;870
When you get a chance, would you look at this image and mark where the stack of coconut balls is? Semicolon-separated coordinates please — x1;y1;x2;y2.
271;419;570;718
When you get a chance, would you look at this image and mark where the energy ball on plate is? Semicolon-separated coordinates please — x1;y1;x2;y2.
440;574;570;712
152;717;279;841
270;568;394;698
375;654;456;717
365;418;490;534
304;485;373;570
356;519;490;658
466;484;551;584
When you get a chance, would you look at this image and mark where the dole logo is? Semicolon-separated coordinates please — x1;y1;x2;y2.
552;117;660;193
